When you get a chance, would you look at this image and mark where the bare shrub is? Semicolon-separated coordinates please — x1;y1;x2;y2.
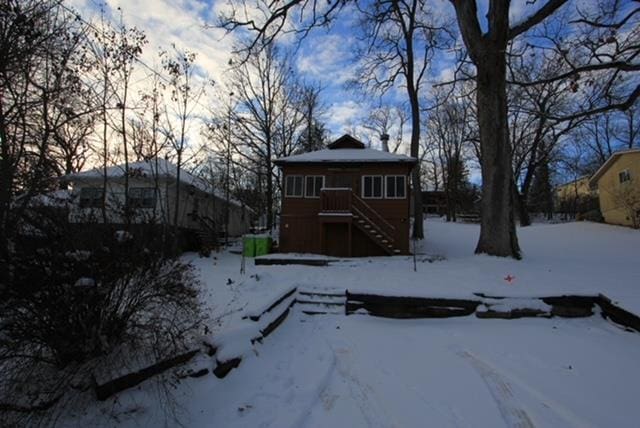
0;219;203;426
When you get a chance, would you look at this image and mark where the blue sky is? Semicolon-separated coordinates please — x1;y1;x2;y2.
67;0;595;151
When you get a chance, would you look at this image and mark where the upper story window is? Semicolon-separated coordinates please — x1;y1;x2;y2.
79;187;103;208
305;176;324;198
129;187;156;208
285;175;304;198
385;175;406;199
362;175;383;199
619;169;631;184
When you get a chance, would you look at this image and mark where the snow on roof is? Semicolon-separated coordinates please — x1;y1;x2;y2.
588;148;640;188
64;159;248;209
274;148;417;164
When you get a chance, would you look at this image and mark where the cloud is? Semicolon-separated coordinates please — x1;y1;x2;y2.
296;33;357;85
326;100;363;133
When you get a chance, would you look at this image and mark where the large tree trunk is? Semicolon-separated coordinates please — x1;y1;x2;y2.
475;55;521;258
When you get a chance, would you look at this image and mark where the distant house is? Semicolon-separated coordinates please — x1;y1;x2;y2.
63;159;252;244
554;175;597;218
274;134;417;257
588;149;640;228
422;191;447;215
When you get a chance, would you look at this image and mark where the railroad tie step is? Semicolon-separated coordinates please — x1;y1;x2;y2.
298;290;345;298
297;299;344;306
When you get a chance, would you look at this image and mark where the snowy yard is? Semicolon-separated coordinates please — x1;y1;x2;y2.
158;313;640;428
192;218;640;323
67;219;640;427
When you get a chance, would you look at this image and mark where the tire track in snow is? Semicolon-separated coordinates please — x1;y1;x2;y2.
455;349;535;428
453;347;596;428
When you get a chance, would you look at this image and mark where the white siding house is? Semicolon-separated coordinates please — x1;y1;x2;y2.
63;159;252;238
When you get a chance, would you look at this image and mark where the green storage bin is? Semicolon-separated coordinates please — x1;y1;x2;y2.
254;235;272;256
243;235;256;257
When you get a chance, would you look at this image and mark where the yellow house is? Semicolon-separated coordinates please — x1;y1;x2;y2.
555;176;592;201
589;149;640;228
554;176;598;218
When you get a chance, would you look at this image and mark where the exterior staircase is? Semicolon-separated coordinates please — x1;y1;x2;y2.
297;289;346;315
320;189;401;255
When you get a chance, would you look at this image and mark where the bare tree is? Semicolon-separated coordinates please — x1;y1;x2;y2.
0;0;90;266
351;0;452;239
297;82;327;153
363;105;408;153
225;45;304;230
425;87;476;221
161;46;205;247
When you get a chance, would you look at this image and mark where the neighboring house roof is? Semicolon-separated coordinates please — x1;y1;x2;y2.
64;159;248;210
555;175;590;190
588;148;640;189
275;134;417;165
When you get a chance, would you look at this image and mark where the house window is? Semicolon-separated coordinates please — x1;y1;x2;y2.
362;175;383;199
79;187;103;208
619;169;631;184
386;175;406;199
305;176;324;198
285;175;304;198
129;187;156;208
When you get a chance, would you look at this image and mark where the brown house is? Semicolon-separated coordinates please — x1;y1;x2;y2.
274;135;417;257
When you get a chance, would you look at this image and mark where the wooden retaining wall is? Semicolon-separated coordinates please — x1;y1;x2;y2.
346;291;640;332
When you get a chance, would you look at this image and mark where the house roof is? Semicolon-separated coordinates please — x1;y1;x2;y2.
588;148;640;188
275;134;417;165
64;159;248;210
555;175;590;190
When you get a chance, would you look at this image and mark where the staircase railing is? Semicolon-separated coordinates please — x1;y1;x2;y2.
319;189;397;249
351;194;396;242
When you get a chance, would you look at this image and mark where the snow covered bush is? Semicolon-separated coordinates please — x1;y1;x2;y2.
0;226;203;425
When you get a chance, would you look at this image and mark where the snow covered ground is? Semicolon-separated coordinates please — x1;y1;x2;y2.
191;218;640;324
64;219;640;427
79;309;640;428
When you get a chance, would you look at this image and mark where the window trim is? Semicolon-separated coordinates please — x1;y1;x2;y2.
285;175;304;198
361;175;384;199
305;175;325;198
385;175;407;199
619;169;631;184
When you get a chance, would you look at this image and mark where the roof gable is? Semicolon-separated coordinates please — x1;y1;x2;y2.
588;149;640;188
327;134;366;149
